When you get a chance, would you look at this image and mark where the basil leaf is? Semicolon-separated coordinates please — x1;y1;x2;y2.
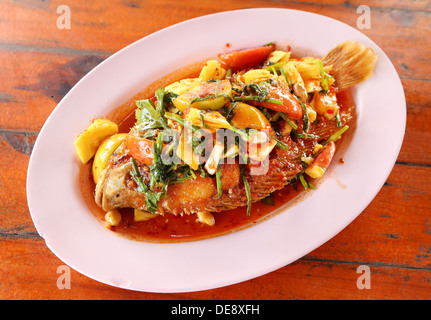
135;99;169;131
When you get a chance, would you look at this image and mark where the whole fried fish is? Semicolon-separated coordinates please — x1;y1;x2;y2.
93;41;375;226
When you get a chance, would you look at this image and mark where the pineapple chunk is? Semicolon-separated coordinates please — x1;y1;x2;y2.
165;78;202;96
176;132;200;170
305;164;325;179
74;119;118;164
134;209;158;222
311;90;339;120
184;108;231;132
242;69;272;84
267;50;291;64
199;60;226;81
204;141;225;175
291;58;322;92
283;62;305;87
248;138;277;162
313;143;323;154
282;62;308;101
307;106;317;123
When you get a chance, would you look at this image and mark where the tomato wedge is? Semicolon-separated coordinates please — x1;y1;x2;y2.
125;134;154;165
314;141;336;170
305;141;336;179
218;44;274;71
251;86;303;119
230;102;272;130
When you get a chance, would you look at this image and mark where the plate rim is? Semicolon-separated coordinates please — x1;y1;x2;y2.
26;7;406;293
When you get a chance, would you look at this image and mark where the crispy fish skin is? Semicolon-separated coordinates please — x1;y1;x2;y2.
94;136;303;216
95;158;301;215
94;107;350;217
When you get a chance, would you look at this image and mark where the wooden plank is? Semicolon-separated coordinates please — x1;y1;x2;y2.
1;237;429;299
399;105;431;165
1;0;430;300
307;164;431;269
279;0;431;11
0;0;429;81
387;78;431;165
0;50;106;132
0;137;35;236
1;129;429;298
251;258;431;300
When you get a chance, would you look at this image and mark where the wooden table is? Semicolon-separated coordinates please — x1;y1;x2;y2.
1;0;430;300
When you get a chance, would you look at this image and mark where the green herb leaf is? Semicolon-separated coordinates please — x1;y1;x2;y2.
292;131;316;139
325;125;349;145
265;61;285;75
240;167;252;216
233;95;282;105
297;97;309;132
135;99;169;131
213;165;222;200
164;112;200;133
230;126;250;140
199;111;209;129
130;158;164;213
318;60;329;92
274;137;288;151
299;173;308;190
287;119;298;130
280;67;291;86
308;181;316;190
260;194;274;206
335;112;341;128
187;93;230;108
265;98;283;105
145;191;163;213
130;158;148;193
224;102;238;120
155;88;165;116
226;68;232;78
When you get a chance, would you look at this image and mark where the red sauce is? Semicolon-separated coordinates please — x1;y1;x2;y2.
79;58;357;243
80;160;304;243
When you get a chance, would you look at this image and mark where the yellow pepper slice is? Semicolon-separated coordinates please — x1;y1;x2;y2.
92;133;127;184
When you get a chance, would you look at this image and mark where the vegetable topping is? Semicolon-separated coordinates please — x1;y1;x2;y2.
78;42;352;224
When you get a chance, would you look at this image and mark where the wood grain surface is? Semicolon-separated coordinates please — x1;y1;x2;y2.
0;0;430;300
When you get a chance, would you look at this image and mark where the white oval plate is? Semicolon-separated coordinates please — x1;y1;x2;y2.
27;8;405;293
